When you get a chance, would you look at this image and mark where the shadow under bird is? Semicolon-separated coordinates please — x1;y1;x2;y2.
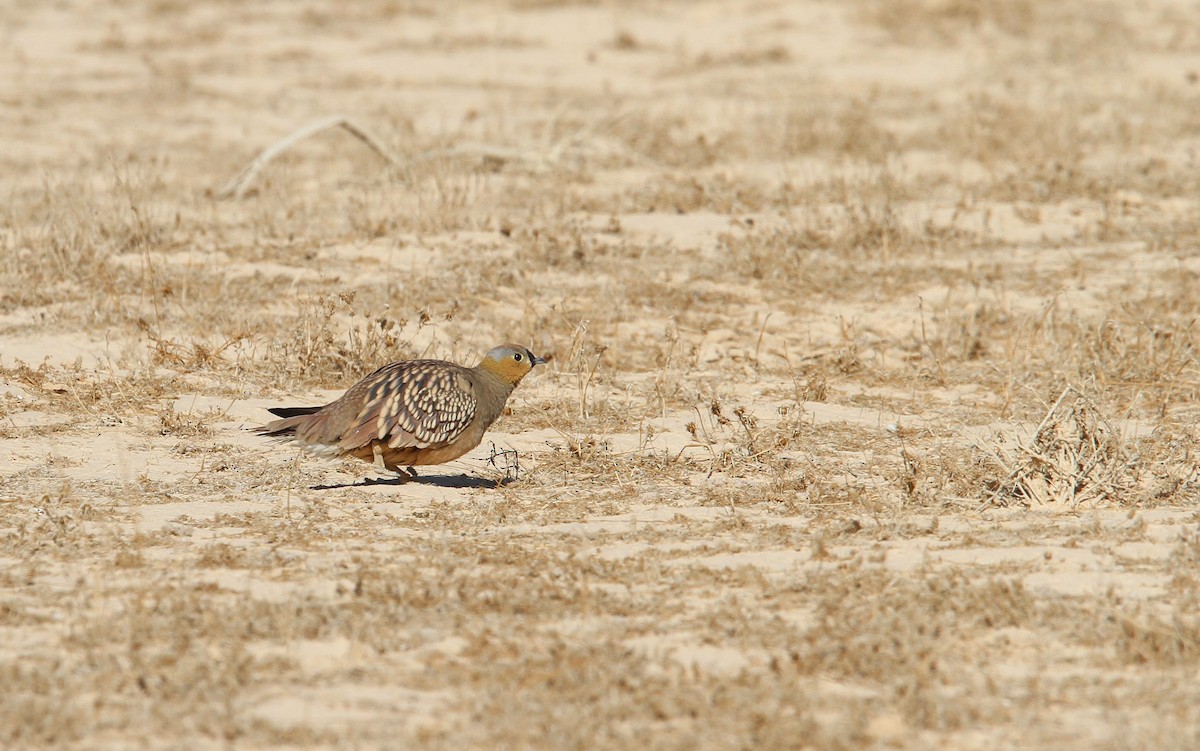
257;343;546;480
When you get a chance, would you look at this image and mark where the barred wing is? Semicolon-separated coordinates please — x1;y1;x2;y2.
336;361;477;451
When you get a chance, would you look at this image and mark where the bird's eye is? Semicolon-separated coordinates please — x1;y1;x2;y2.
513;352;523;362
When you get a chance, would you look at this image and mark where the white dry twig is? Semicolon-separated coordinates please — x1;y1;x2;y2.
216;116;404;200
216;111;657;200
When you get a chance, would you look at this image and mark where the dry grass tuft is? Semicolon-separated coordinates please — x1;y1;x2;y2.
981;386;1200;508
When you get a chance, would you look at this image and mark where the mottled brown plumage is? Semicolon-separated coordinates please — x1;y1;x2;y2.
258;344;546;477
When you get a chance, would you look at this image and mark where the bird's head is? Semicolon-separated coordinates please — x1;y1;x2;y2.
478;343;548;385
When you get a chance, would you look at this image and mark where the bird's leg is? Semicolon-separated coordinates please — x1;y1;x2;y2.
370;444;414;483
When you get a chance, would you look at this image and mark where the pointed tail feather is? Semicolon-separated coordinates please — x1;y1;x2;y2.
268;406;321;418
256;406;322;438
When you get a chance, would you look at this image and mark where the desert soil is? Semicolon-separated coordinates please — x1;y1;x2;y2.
3;0;1200;748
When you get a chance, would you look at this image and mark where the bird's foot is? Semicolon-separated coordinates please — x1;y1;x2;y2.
363;467;416;484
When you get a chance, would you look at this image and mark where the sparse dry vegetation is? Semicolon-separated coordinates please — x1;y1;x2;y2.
2;0;1200;748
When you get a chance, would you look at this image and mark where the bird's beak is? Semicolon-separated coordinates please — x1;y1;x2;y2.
531;353;549;366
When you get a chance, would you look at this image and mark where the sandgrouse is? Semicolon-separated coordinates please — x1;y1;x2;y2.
257;343;546;479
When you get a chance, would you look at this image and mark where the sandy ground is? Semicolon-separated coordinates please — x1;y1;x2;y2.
3;0;1200;748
